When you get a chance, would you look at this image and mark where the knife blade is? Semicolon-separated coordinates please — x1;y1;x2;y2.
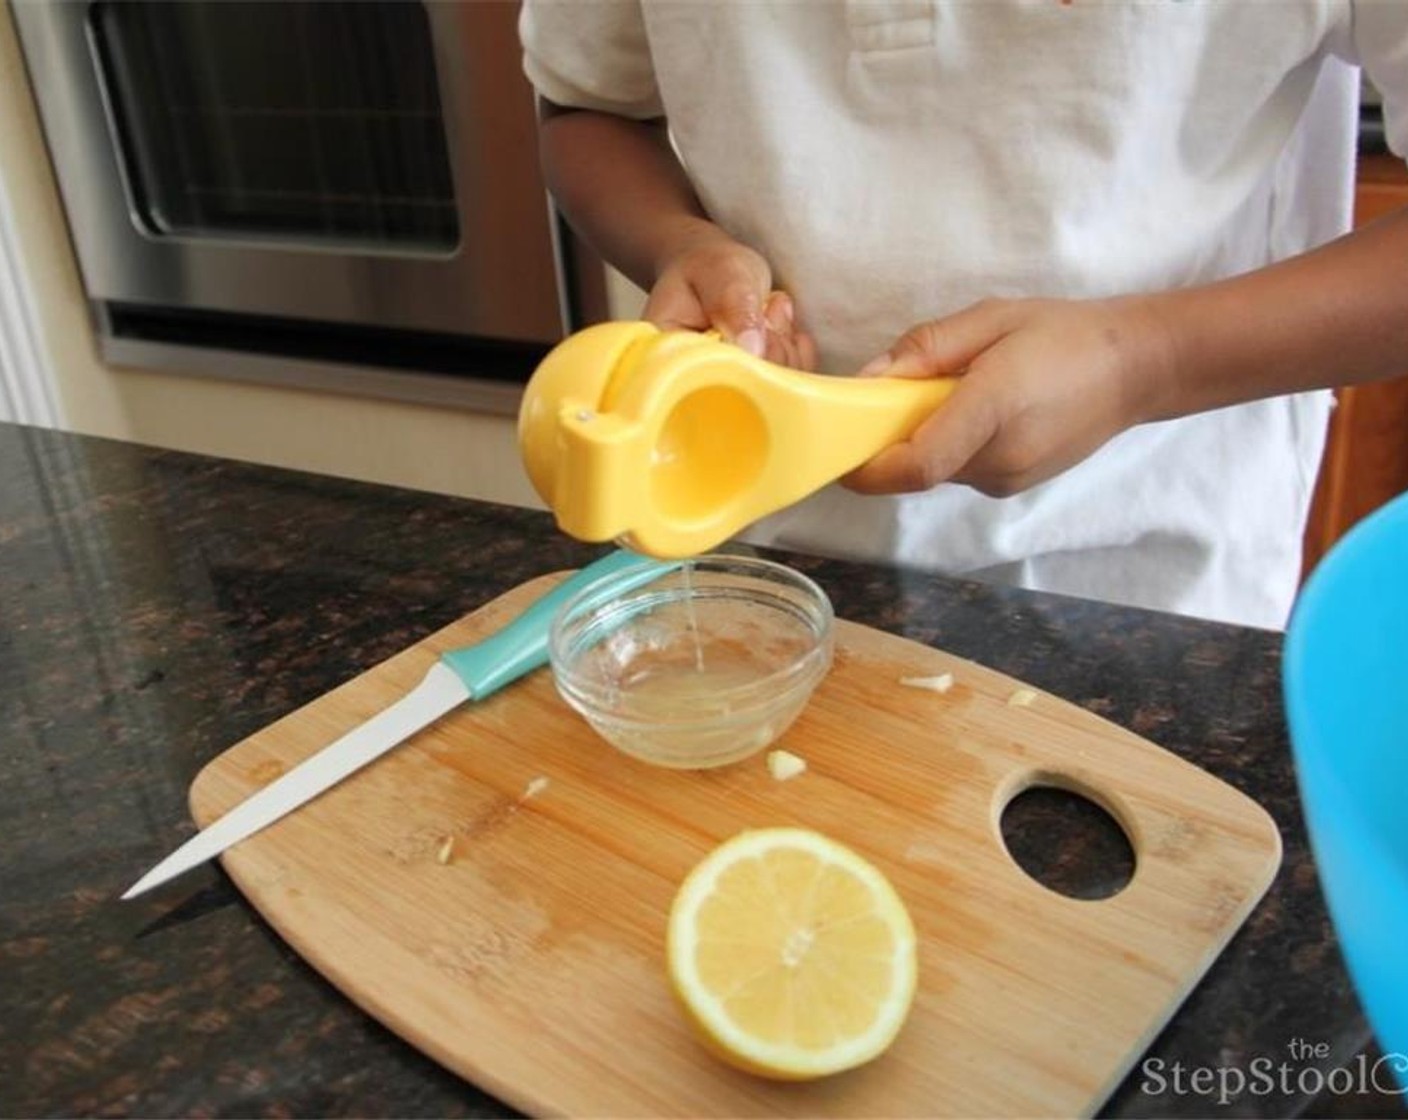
122;548;673;900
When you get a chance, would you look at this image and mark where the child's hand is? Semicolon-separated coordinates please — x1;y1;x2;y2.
645;231;817;370
842;297;1171;497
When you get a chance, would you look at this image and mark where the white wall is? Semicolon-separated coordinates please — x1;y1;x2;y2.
0;151;61;427
0;5;562;509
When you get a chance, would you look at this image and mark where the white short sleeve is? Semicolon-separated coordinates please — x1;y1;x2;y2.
1353;0;1408;159
518;0;664;119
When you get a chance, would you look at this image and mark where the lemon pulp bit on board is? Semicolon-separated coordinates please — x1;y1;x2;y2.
899;672;954;694
666;827;918;1080
766;749;807;781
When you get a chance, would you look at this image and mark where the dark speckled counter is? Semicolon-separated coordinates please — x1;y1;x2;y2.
2;421;1403;1119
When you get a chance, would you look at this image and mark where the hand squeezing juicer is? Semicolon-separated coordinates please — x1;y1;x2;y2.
518;321;957;558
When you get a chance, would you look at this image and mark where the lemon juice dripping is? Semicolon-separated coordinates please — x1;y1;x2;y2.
681;560;705;671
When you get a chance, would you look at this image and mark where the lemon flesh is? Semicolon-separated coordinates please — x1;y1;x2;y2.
667;827;918;1080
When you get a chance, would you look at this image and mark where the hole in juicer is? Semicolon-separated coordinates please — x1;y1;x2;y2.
650;386;767;523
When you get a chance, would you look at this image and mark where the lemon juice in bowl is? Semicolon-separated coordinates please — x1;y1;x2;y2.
548;554;833;769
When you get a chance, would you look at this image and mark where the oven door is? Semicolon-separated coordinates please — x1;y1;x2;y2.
12;0;569;345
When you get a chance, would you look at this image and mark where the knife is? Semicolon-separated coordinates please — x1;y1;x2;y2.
122;549;673;900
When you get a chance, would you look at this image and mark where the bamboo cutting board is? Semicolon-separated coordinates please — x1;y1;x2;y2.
190;572;1281;1118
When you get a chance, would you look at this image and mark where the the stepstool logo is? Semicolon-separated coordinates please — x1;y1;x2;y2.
1140;1038;1408;1107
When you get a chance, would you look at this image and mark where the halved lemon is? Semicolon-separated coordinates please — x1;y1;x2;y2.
666;827;918;1080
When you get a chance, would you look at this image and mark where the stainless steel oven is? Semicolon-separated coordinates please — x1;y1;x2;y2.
10;0;604;411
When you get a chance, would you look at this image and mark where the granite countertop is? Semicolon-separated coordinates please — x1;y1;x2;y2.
1;421;1401;1119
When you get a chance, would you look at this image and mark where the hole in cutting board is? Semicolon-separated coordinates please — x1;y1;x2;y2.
1000;784;1135;899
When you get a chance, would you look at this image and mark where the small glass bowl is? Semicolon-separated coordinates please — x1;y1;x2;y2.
549;554;834;769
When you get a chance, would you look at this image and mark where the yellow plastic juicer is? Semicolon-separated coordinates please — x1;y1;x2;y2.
518;321;957;559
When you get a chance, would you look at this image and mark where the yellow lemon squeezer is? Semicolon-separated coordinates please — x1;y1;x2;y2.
517;321;957;559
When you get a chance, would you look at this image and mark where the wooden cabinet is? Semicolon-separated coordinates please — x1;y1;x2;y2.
1302;154;1408;578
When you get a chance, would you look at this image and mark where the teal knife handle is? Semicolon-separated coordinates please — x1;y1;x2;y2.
441;549;675;699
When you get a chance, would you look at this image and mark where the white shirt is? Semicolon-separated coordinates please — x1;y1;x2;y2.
520;0;1408;629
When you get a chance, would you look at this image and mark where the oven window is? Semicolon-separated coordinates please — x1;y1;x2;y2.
90;1;459;251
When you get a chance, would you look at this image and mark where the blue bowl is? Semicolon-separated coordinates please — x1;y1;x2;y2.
1285;492;1408;1089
